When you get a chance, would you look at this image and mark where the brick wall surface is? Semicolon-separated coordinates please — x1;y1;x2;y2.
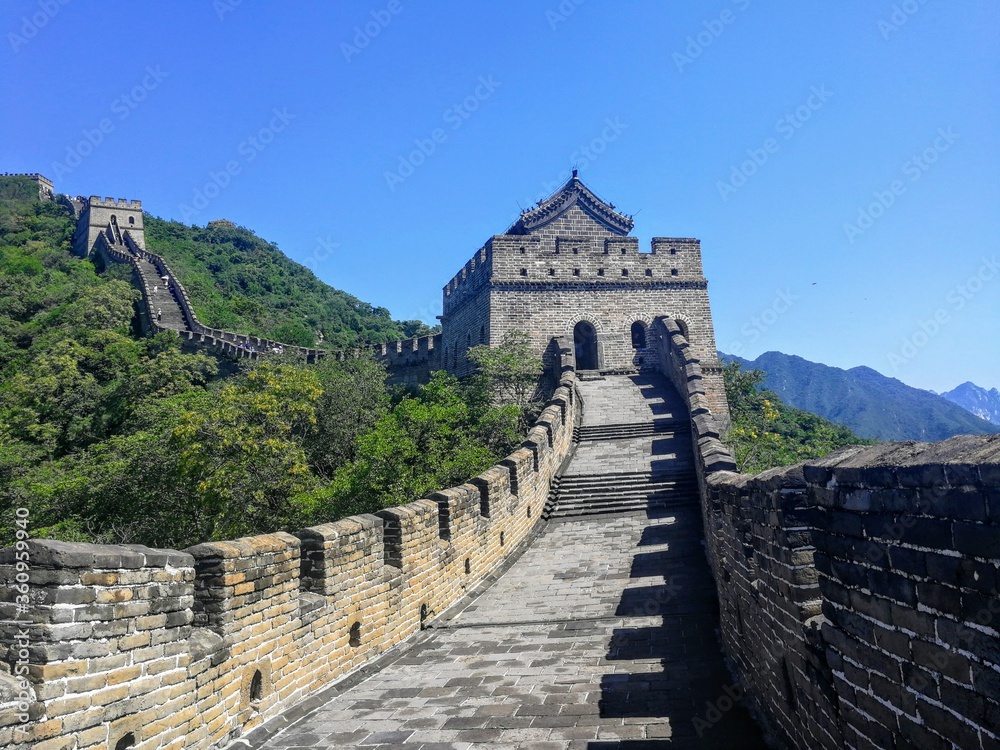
660;319;1000;750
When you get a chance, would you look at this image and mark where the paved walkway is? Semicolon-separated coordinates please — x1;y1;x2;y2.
247;375;768;749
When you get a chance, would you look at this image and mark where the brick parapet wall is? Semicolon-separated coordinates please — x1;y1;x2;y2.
806;438;1000;750
0;340;578;750
656;321;1000;750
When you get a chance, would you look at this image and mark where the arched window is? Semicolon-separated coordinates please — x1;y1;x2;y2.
249;670;263;705
631;321;647;349
128;216;135;225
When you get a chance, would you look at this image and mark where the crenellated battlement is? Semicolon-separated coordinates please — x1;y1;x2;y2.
0;344;578;750
88;196;143;209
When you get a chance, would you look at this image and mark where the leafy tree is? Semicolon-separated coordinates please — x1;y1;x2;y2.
304;371;522;519
467;330;544;428
304;353;390;479
723;361;872;473
172;363;322;540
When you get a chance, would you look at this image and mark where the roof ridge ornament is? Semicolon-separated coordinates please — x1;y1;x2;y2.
507;174;633;236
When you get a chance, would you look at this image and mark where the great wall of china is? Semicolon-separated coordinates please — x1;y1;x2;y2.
1;173;997;749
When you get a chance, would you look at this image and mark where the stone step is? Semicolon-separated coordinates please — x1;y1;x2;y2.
136;259;189;330
576;422;689;441
555;487;696;500
552;481;698;500
556;471;695;487
544;495;699;519
552;494;698;513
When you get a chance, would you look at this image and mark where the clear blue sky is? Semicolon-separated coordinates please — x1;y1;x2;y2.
3;1;997;393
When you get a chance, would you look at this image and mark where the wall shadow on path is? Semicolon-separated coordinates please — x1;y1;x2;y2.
592;503;771;750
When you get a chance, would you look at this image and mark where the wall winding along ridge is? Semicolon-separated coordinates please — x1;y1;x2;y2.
0;341;578;750
82;203;442;385
655;318;1000;750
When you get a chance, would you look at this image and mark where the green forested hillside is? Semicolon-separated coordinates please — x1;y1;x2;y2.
0;176;527;549
721;351;999;441
723;362;874;474
144;216;435;348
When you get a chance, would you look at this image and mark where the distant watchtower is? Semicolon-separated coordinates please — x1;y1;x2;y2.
73;196;146;257
440;172;726;412
1;172;54;199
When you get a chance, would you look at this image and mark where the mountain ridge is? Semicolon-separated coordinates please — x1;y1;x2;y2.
720;350;1000;442
941;381;1000;425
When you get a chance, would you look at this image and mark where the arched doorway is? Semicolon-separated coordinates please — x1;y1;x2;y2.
574;321;598;370
630;321;647;349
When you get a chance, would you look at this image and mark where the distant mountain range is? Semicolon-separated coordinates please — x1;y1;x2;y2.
720;351;1000;442
941;382;1000;425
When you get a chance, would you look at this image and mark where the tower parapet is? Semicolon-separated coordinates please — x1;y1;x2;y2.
438;174;725;415
74;195;145;256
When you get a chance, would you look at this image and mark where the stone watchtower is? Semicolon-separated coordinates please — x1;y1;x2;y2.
440;172;727;413
72;196;146;257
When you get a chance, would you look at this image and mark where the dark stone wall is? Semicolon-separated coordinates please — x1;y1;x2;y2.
657;318;1000;750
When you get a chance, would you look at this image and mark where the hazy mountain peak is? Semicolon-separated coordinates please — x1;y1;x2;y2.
719;351;1000;441
941;382;1000;425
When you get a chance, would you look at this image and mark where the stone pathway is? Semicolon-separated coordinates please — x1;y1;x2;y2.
246;376;769;749
136;257;188;331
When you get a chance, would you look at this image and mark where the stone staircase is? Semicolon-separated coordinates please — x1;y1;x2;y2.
544;373;698;520
135;256;188;331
